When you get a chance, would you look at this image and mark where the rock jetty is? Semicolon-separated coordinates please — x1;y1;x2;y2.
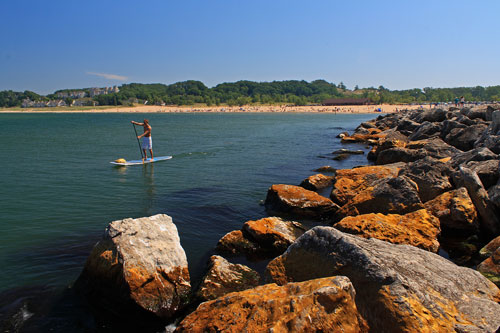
77;105;500;332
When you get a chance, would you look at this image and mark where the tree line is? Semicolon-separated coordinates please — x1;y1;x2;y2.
2;80;500;108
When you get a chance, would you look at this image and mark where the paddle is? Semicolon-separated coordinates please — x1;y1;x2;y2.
132;123;144;159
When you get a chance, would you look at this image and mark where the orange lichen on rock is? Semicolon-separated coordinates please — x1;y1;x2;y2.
341;133;385;144
331;165;400;205
176;276;368;333
334;209;441;252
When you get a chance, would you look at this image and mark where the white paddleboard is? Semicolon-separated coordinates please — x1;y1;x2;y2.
110;156;172;166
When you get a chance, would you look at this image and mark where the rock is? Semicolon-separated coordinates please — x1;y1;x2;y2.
242;217;307;254
479;235;500;259
336;131;350;138
196;255;260;302
216;217;308;259
407;121;442;141
299;173;333;191
341;133;384;144
333;209;441;252
455;167;500;235
332;148;364;155
466;159;499;189
266;227;500;333
76;214;190;320
477;248;500;287
333;153;350;161
216;230;263;259
466;107;489;121
375;147;427;165
450;147;499;169
424;187;479;232
440;119;467;139
396;118;421;136
405;137;461;159
369;132;408;161
336;176;424;219
445;124;489;151
492;110;500;133
313;165;336;173
176;276;368;333
265;184;339;219
410;108;447;123
398;156;453;202
330;165;401;205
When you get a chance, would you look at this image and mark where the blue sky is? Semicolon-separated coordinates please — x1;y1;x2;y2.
1;0;499;94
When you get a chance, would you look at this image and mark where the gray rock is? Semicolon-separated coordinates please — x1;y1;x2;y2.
396;118;420;136
439;119;466;139
466;160;500;189
445;124;489;151
376;147;427;165
266;227;500;333
399;156;453;202
410;108;447;123
455;167;500;235
76;214;191;320
450;147;498;169
408;121;442;141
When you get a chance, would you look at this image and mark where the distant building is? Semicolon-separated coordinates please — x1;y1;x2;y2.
56;91;87;99
47;100;67;107
322;98;373;106
22;98;66;108
89;86;120;97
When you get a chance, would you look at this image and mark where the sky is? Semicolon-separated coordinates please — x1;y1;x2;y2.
1;0;499;94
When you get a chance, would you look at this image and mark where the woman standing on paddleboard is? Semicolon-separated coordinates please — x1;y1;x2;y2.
131;119;153;162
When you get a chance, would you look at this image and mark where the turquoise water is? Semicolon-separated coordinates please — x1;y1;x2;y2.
0;112;377;329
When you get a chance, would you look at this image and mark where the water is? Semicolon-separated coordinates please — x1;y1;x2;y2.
0;112;377;330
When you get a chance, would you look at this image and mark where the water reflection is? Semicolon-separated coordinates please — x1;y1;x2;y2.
142;164;155;215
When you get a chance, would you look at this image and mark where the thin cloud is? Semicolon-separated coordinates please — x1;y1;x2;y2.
86;72;128;81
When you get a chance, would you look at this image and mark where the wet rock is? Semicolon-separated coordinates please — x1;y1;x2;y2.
477;248;500;287
332;148;364;155
424;187;479;232
336;131;349;138
266;227;500;333
454;167;500;235
313;165;336;173
466;159;499;189
176;276;368;333
299;173;333;191
265;184;339;219
399;156;453;202
407;121;442;141
333;153;350;161
336;176;424;219
196;255;260;302
445;124;489;151
333;209;440;252
76;214;190;320
330;165;401;206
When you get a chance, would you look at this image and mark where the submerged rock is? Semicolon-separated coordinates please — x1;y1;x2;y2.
196;255;260;302
266;227;500;332
76;214;190;321
176;276;368;333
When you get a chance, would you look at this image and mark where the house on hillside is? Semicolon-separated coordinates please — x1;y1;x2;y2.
322;98;373;106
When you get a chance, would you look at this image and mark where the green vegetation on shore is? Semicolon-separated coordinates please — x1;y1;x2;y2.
2;80;500;108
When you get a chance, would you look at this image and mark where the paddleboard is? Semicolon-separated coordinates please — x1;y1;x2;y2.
110;156;172;166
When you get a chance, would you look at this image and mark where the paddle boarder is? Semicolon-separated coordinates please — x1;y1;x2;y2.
131;119;153;162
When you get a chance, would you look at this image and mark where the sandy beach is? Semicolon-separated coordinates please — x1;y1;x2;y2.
0;104;425;114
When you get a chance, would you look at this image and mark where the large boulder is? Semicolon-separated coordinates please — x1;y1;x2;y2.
375;147;427;165
424;187;479;232
398;156;453;202
76;214;190;320
336;176;424;219
266;227;500;333
176;276;368;333
196;255;260;302
330;164;401;205
407;121;442;141
445;124;489;151
265;184;339;219
410;108;447;123
454;167;500;235
466;159;499;189
333;209;440;252
299;173;333;191
405;137;461;159
450;147;498;169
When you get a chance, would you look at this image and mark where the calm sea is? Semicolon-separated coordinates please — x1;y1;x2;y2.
0;112;377;331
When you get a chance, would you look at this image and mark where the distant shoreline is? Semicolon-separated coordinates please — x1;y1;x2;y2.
0;104;425;114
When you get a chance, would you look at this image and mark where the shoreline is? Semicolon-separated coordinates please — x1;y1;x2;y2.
0;104;424;114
